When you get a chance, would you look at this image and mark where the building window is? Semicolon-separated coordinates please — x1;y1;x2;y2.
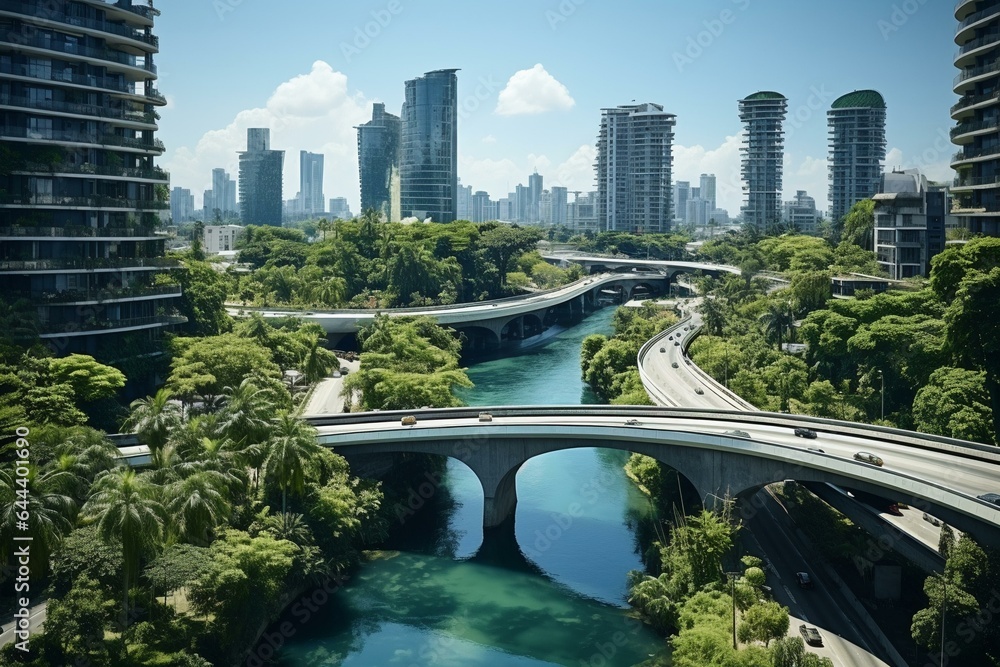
27;58;50;79
27;117;53;139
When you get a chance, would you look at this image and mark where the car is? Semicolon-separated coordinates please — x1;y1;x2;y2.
674;341;680;346
807;447;825;454
339;366;350;375
400;415;417;426
977;493;1000;506
853;451;884;467
478;411;493;422
922;512;942;526
799;624;823;646
668;335;673;340
694;387;704;395
795;572;813;588
660;347;666;352
671;362;679;368
332;371;342;378
624;418;641;426
723;429;751;439
794;427;818;439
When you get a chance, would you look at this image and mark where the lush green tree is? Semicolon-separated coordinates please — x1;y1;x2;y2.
913;367;995;444
788;270;832;315
580;334;608;379
479;225;543;289
939;523;955;559
123;388;181;451
700;297;727;336
0;465;75;576
737;600;789;647
143;543;214;610
165;469;232;545
49;524;124;598
840;199;875;251
759;300;795;350
911;573;981;657
42;574;113;665
167;333;282;403
45;354;126;402
174;259;233;336
264;415;321;516
82;468;166;633
628;572;681;632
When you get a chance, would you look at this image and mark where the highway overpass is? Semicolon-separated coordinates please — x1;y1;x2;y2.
543;254;741;281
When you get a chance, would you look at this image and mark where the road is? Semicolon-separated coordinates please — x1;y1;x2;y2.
0;599;45;649
300;358;360;416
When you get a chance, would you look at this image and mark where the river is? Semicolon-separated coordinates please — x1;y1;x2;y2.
276;308;671;666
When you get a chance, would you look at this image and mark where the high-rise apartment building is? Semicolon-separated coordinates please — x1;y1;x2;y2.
329;197;352;220
596;103;675;234
239;128;284;226
299;151;324;216
550;186;568;225
674;181;690;224
400;69;458;222
357;102;401;220
739;91;787;232
207;167;236;218
0;0;184;356
783;190;820;234
471;191;491;223
699;174;717;210
828;90;886;222
951;2;1000;235
456;179;473;220
528;171;543;222
171;187;195;223
873;170;948;279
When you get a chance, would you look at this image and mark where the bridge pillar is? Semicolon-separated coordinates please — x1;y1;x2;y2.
483;464;520;529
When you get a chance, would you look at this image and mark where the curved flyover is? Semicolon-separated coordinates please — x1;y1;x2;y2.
306;407;1000;545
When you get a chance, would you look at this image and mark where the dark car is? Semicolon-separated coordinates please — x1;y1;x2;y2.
671;362;679;368
795;572;813;589
723;429;751;439
624;418;641;426
799;624;823;646
794;427;817;439
339;366;350;375
854;451;884;467
977;493;1000;506
807;447;825;454
659;347;666;353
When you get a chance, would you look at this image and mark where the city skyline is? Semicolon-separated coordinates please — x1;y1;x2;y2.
155;0;954;219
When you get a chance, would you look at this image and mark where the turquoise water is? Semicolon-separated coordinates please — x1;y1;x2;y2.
276;308;670;666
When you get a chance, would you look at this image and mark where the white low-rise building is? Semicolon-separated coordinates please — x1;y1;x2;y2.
204;224;243;254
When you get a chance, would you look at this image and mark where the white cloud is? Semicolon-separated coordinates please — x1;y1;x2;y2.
551;144;596;190
161;61;370;211
494;64;575;116
673;133;743;213
481;134;497;144
885;145;952;182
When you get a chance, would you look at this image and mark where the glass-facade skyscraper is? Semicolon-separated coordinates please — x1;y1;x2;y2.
828;90;886;223
357;102;401;219
299;151;324;217
400;69;458;222
739;91;787;232
239;128;284;226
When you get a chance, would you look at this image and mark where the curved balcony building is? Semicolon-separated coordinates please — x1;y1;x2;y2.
0;0;183;355
828;90;887;223
739;91;787;233
952;0;1000;235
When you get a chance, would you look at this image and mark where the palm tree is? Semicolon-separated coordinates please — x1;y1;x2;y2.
217;378;274;449
699;297;726;336
82;468;166;635
760;300;795;351
261;511;314;546
300;334;337;384
0;465;75;576
263;415;321;516
164;470;231;546
309;276;347;308
123;389;181;453
628;573;677;631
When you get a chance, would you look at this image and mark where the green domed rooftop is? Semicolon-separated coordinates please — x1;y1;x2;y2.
832;90;886;109
743;91;786;101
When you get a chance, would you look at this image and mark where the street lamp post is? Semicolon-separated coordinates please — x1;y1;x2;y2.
878;369;884;421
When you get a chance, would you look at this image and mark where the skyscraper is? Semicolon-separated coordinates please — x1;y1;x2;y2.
456;179;473;220
828;90;886;222
357;102;401;219
300;151;325;216
739;91;787;232
239;128;284;226
951;2;1000;235
171;188;195;223
400;69;459;222
209;168;236;218
528;171;543;222
699;174;717;210
674;181;690;224
596;103;676;234
0;0;183;356
551;186;568;225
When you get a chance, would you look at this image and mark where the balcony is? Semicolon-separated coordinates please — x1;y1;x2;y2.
951;91;1000;119
0;193;169;211
0;257;180;271
955;29;1000;65
0;62;164;104
0;93;157;127
10;33;156;77
9;284;181;304
0;225;161;238
957;3;1000;39
0;3;158;50
15;161;169;182
951;146;1000;165
38;314;186;337
950;117;1000;142
0;126;165;153
951;174;1000;190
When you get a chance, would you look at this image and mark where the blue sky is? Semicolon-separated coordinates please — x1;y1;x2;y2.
156;0;956;218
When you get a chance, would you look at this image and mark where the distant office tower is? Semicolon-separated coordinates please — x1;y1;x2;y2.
329;197;352;220
209;168;236;218
951;3;1000;235
357;102;401;219
783;190;820;234
699;174;717;210
203;190;214;218
873;169;948;279
686;198;710;228
528;171;543;222
514;184;530;222
568;191;599;233
551;186;568;225
472;191;491;222
400;69;459;222
739;91;787;232
596;103;676;233
171;188;195;223
497;197;512;221
674;181;690;224
828;90;886;222
300;151;325;216
456;179;473;220
239;128;284;225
